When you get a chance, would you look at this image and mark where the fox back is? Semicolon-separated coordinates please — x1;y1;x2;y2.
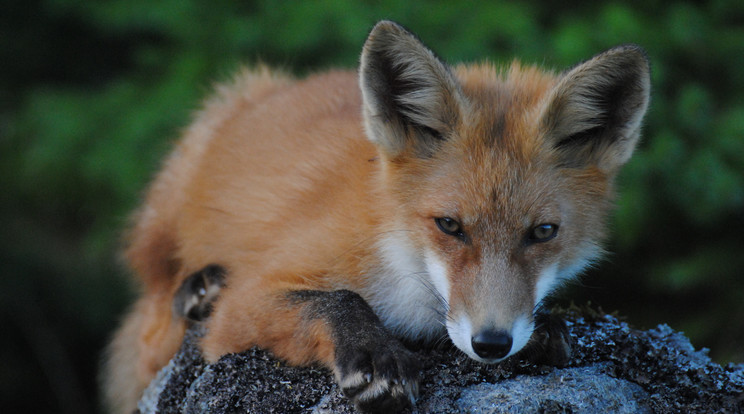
104;21;650;413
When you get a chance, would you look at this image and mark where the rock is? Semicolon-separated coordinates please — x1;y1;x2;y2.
137;307;744;413
454;364;652;413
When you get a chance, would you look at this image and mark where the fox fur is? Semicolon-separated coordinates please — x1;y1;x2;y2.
103;21;650;413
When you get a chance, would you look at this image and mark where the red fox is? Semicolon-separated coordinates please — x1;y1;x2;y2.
104;21;650;413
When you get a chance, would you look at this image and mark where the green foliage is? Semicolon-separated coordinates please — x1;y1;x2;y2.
2;1;743;412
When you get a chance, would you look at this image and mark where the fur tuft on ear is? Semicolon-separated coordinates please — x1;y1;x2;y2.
541;45;651;173
359;21;464;158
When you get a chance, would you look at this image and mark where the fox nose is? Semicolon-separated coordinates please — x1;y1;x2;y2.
471;330;513;360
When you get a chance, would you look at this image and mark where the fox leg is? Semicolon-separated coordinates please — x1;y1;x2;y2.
103;265;226;414
203;286;420;413
103;295;185;414
289;290;420;412
134;265;226;381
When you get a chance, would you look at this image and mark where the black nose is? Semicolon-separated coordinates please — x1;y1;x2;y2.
471;330;513;360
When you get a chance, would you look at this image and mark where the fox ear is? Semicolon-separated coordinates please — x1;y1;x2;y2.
360;21;464;158
542;45;651;173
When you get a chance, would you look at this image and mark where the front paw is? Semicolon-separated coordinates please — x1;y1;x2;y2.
521;312;572;367
334;339;420;413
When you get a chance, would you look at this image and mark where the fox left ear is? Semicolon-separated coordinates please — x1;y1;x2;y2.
541;45;651;173
359;21;464;158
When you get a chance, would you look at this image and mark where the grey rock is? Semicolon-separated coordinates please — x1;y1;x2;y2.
454;364;651;413
138;308;744;413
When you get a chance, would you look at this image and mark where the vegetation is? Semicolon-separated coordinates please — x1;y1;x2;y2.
2;1;742;412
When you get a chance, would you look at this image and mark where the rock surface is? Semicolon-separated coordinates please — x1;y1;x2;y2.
138;308;744;413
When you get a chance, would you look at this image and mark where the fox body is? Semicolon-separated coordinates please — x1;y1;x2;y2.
104;21;650;413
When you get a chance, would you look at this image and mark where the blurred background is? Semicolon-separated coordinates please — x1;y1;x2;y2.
2;0;743;412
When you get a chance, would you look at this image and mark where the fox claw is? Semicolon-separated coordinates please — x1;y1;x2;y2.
335;340;420;413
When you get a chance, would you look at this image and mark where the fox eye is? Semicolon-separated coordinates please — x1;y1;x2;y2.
528;224;559;243
435;217;464;238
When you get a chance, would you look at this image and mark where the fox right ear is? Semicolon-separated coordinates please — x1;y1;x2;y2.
359;21;464;158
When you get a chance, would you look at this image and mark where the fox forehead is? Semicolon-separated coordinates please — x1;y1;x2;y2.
455;61;557;144
412;63;565;222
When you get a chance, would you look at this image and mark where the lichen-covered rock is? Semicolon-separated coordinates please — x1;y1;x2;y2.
137;308;744;413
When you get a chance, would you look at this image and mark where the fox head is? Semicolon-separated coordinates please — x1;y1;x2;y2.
360;21;650;362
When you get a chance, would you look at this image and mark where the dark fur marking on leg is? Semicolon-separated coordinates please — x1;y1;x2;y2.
288;289;420;413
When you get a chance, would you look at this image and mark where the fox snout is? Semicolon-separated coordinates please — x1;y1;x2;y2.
446;311;535;363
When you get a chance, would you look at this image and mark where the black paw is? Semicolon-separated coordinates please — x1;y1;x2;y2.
334;338;420;413
520;312;572;367
172;264;226;322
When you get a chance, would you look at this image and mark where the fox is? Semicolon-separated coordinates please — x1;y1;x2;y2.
103;20;650;413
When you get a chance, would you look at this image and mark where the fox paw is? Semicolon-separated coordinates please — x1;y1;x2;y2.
334;339;420;413
522;312;572;367
172;264;226;322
